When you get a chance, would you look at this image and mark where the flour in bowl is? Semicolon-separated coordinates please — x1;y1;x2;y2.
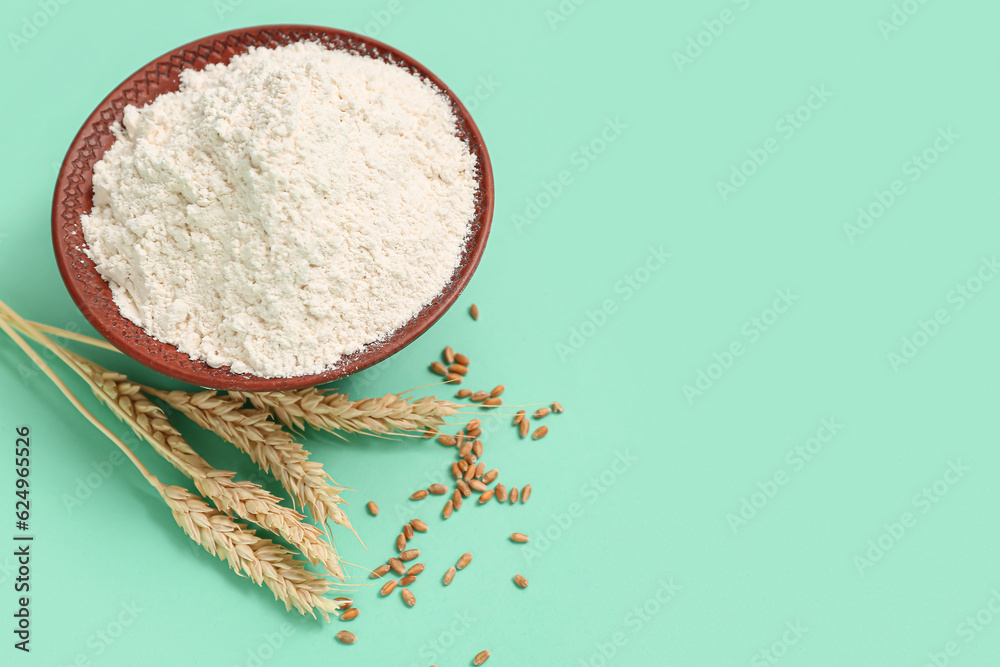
80;41;478;378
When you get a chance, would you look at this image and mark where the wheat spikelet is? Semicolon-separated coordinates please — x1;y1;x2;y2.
160;484;346;619
69;354;345;581
230;389;457;436
147;389;351;530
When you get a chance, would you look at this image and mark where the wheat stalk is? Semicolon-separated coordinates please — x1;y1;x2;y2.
146;388;352;531
66;353;345;581
231;388;457;436
0;309;345;618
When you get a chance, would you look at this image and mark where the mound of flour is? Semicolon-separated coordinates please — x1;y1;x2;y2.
81;42;477;378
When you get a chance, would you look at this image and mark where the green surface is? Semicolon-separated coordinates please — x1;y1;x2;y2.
1;0;999;665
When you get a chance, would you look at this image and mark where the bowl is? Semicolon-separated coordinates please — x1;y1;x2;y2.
52;25;494;391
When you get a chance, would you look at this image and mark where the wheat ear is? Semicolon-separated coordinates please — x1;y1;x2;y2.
66;353;345;580
0;310;345;618
231;389;457;436
146;389;352;530
162;484;347;619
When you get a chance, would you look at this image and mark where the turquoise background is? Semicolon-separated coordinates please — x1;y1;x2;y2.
2;0;999;665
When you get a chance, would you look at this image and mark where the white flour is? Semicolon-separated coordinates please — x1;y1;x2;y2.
81;42;477;378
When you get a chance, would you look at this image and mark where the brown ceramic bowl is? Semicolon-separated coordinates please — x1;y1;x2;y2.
52;25;493;391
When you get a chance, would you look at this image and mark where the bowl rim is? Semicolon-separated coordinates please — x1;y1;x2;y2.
52;24;494;391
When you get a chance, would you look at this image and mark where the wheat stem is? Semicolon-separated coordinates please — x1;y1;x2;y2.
0;302;344;580
24;319;120;352
0;310;345;618
0;315;153;481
